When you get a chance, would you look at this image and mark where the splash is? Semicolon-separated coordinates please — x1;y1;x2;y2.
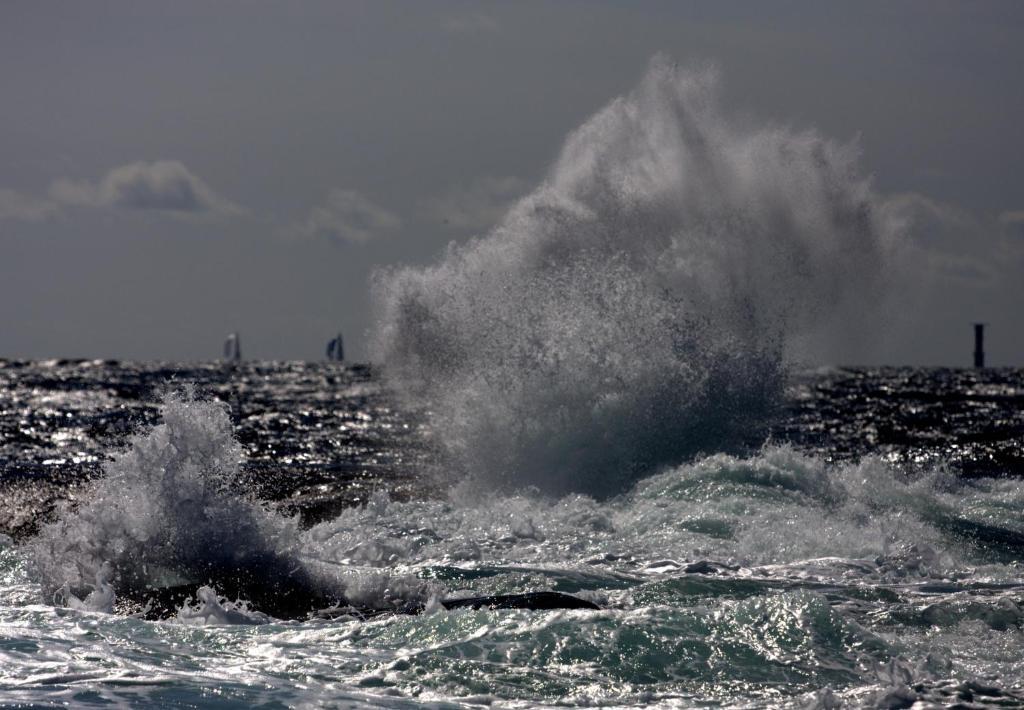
28;389;311;607
175;586;271;625
372;58;897;496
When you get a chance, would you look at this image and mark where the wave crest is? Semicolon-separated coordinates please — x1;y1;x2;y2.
29;389;303;604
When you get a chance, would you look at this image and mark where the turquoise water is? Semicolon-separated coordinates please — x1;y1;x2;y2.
4;393;1024;707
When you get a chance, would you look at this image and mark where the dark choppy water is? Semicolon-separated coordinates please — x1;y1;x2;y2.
0;360;431;540
2;360;1024;707
4;361;1022;540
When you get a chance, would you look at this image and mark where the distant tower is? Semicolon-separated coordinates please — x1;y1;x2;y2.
224;332;242;362
973;323;985;368
326;332;344;362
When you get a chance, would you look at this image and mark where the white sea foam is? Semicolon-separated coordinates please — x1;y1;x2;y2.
25;386;1017;625
174;586;271;626
372;58;899;497
56;564;116;613
300;445;1011;587
27;389;434;615
28;390;305;604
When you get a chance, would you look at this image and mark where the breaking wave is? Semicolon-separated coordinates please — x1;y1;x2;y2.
371;57;898;496
29;391;316;612
14;382;1024;706
27;390;438;618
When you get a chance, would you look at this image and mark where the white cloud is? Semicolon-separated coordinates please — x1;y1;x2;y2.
419;175;527;232
882;192;1022;286
0;188;58;221
441;12;499;34
49;160;241;216
292;188;401;245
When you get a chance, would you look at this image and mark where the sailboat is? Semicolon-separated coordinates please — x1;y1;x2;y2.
326;332;344;362
223;332;242;362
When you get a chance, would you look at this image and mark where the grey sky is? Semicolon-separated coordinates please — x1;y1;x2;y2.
1;1;1022;365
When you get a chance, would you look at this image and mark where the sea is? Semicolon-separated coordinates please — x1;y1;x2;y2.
2;359;1024;708
4;58;1023;709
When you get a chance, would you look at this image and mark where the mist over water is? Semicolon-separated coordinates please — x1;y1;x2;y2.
372;58;898;496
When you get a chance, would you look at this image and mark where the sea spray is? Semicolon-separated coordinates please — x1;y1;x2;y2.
371;57;899;497
29;389;312;608
28;388;439;617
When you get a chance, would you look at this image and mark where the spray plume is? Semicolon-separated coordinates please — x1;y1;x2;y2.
373;57;896;496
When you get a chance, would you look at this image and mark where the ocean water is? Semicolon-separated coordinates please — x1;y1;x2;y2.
5;59;1023;708
2;360;1024;708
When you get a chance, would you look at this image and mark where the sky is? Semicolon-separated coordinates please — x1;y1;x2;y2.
1;1;1022;365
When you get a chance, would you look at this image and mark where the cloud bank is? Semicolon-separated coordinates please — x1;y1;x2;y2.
49;160;241;215
0;161;242;224
292;189;401;245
